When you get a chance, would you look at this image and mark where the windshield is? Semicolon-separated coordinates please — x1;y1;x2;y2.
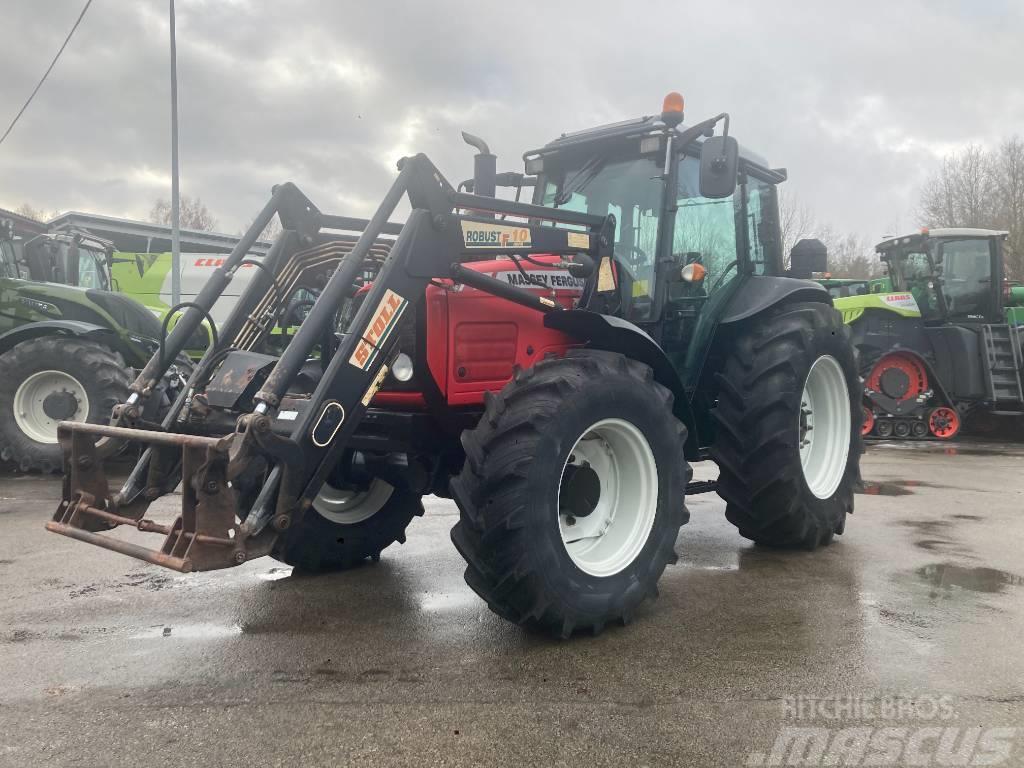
887;247;943;319
541;148;781;323
541;152;663;321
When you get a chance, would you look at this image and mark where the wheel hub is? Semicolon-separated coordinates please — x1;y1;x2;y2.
13;370;90;444
42;390;80;421
879;367;910;399
557;419;658;578
559;460;601;522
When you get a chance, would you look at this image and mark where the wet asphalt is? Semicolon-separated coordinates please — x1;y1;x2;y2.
1;440;1023;767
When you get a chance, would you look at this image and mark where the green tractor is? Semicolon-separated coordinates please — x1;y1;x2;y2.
0;221;185;471
834;228;1024;439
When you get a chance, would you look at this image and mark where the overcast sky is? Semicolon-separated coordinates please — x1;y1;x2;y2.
1;0;1021;243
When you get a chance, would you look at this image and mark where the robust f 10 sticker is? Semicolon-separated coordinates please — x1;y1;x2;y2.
349;289;408;370
461;221;532;249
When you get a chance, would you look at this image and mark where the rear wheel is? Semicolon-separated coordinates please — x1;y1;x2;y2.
450;350;689;638
711;303;860;549
0;337;130;472
272;478;423;571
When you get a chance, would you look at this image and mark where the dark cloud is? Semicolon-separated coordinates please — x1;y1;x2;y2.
2;0;1021;243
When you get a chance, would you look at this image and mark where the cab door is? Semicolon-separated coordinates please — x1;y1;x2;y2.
937;237;999;322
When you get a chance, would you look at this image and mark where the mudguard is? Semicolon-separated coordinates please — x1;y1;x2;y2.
543;310;700;457
719;276;830;324
0;320;133;361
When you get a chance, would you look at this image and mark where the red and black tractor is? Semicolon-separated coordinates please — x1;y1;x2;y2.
48;94;861;637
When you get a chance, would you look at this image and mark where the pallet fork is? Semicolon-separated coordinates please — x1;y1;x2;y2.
47;154;615;572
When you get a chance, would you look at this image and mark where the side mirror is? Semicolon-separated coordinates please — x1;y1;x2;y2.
790;238;828;278
699;136;739;199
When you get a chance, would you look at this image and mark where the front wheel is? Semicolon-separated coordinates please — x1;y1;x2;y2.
272;478;423;571
711;302;861;549
450;350;689;638
0;337;130;472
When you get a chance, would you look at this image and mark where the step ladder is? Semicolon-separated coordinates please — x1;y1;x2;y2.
982;324;1024;404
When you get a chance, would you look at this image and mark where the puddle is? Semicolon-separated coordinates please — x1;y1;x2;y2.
916;563;1024;594
130;623;243;640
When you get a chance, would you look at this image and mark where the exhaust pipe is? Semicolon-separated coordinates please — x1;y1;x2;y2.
462;131;496;199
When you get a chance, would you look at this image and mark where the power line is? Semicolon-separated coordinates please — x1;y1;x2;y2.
0;0;94;147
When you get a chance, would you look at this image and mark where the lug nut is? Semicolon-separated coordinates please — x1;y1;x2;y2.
234;550;246;564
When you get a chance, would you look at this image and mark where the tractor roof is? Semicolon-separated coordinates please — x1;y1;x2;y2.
525;114;773;170
876;228;1009;252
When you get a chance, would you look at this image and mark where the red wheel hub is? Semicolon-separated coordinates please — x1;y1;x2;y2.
867;353;928;401
861;405;875;436
929;407;961;439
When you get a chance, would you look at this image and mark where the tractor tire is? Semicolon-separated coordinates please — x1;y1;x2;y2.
450;349;689;638
711;302;860;549
272;480;423;571
0;337;130;473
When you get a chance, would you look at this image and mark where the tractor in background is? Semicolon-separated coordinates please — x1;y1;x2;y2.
0;221;185;471
835;228;1024;439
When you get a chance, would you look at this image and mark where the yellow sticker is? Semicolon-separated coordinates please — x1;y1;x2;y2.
461;221;532;249
567;231;590;249
539;296;556;308
361;365;390;406
597;257;616;292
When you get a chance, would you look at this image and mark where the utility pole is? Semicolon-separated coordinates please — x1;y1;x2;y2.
169;0;181;306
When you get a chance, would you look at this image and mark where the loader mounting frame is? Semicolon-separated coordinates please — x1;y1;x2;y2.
48;153;616;571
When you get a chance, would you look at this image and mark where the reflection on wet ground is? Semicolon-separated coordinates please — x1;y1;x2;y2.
916;563;1024;594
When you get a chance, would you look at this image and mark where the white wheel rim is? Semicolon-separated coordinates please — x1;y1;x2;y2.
13;370;89;444
799;355;851;499
557;418;659;578
312;478;393;525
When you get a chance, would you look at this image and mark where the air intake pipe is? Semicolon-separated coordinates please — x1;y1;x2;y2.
462;131;496;198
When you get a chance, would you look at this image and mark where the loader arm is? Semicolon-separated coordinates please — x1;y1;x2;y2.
48;153;615;573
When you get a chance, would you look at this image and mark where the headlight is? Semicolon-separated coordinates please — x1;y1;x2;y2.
392;353;414;382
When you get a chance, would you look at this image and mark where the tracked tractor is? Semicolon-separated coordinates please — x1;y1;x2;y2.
47;94;861;637
0;223;187;471
836;228;1024;439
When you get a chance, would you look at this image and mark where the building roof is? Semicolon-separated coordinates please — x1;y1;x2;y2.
0;207;49;238
46;211;273;255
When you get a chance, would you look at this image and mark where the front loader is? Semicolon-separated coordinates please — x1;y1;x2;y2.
48;94;862;637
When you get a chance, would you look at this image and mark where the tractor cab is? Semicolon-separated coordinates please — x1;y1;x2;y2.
17;229;115;291
878;228;1009;324
521;94;821;383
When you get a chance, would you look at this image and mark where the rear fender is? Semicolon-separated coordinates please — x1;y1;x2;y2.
718;276;830;325
543;310;700;458
0;320;128;360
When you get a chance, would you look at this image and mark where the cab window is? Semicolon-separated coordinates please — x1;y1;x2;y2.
0;240;22;279
673;155;737;294
939;239;993;319
77;249;106;289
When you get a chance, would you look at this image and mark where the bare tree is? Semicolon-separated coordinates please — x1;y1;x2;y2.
150;196;219;232
777;188;817;266
14;203;60;222
818;226;882;279
919;145;999;229
994;137;1024;281
238;213;282;242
